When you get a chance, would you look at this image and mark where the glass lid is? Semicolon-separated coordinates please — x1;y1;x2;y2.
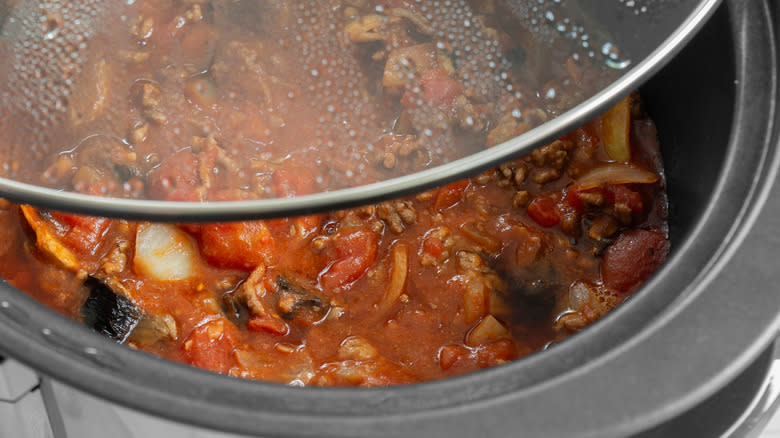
0;0;720;220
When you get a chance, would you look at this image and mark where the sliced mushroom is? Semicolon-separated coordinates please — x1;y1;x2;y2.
222;287;251;326
82;276;178;345
232;271;329;327
129;313;179;346
383;43;439;87
81;276;141;342
275;275;329;322
345;14;389;42
68;58;111;127
173;3;217;76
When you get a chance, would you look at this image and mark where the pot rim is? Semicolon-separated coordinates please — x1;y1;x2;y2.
0;1;776;437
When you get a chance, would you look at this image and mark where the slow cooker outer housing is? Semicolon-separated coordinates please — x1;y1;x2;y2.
0;1;778;437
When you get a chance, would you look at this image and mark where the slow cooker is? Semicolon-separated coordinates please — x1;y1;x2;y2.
1;0;780;436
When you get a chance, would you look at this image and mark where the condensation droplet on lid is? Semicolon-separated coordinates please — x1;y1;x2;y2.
601;42;615;56
606;58;631;70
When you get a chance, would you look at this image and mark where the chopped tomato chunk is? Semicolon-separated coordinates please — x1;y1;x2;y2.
48;212;112;256
438;344;470;370
476;339;518;368
603;184;643;213
420;68;464;108
248;317;290;336
401;68;464;109
320;229;378;291
267;168;323;236
422;235;445;258
434;180;469;211
527;196;561;227
272;167;315;198
562;185;585;213
146;150;201;201
183;320;236;374
199;221;275;270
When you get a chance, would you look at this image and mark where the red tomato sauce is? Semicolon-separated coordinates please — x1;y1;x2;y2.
0;0;669;386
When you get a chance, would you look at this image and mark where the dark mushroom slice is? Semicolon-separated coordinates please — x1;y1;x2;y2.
175;2;217;77
275;275;329;322
81;276;141;342
81;276;178;345
222;287;250;326
128;313;179;347
224;273;330;327
489;278;560;325
510;278;560;307
62;134;140;195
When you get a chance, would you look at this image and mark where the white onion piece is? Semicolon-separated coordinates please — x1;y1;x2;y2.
466;314;509;346
567;281;594;311
134;223;199;281
575;163;659;190
377;243;409;314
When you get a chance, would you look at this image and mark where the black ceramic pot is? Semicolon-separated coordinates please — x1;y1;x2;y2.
0;0;779;437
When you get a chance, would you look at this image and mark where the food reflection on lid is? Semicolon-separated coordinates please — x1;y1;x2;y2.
0;0;619;200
